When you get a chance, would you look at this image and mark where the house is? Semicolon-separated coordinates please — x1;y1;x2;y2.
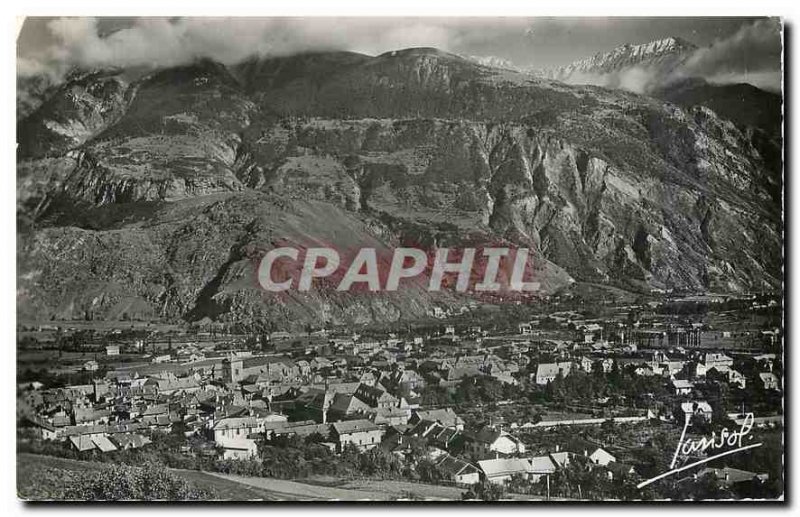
429;307;445;318
754;354;776;371
92;435;118;453
212;416;271;442
109;433;152;450
672;379;694;395
662;361;686;376
548;451;573;469
428;426;462;451
370;407;411;426
478;458;533;484
436;454;480;486
679;401;713;423
354;383;398;409
67;430;119;453
704;353;734;370
26;417;58;440
605;462;637;480
534;362;571;385
19;381;44;391
221;356;300;384
582;323;603;334
74;407;111;426
465;427;526;459
407;420;462;451
528;455;558;483
217;437;258;460
728;369;747;389
696;467;769;488
265;420;330;440
518;323;533;335
330;419;384;452
106;345;120;356
759;372;780;390
409;408;465;430
327;392;371;420
69;435;97;452
589;447;616;466
693;362;708;378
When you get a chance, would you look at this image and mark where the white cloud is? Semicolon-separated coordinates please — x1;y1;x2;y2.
550;18;782;93
18;17;497;79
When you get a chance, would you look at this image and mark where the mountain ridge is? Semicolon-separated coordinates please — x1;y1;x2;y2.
541;36;697;81
17;48;782;329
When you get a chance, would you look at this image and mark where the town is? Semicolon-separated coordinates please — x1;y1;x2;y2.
17;289;783;500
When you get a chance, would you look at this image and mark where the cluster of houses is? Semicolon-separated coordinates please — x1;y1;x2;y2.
17;314;780;492
535;349;780;395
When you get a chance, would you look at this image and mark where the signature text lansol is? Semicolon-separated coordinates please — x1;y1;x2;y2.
637;413;763;489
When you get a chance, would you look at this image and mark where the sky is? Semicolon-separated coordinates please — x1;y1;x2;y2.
16;17;782;91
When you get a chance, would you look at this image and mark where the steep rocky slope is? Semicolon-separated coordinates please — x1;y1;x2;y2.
17;49;782;329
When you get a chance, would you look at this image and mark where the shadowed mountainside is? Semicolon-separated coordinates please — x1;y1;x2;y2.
17;49;782;329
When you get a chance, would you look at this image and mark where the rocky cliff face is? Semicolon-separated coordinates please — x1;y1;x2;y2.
17;48;782;328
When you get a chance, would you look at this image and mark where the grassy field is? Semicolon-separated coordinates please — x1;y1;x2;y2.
17;453;481;501
17;454;282;501
17;453;106;500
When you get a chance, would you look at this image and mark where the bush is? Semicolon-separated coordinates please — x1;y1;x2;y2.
63;462;212;501
462;480;505;501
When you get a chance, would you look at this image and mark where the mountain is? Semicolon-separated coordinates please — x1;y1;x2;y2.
540;37;697;84
651;77;782;133
536;37;782;182
16;48;782;329
462;55;518;70
536;37;782;135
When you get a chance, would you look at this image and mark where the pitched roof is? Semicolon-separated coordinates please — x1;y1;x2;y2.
681;401;713;413
213;417;261;430
536;363;561;377
142;403;169;416
549;451;572;468
331;419;380;435
109;433;152;449
329;393;371;415
698;467;768;485
529;455;557;473
477;458;530;477
92;435;118;452
412;408;464;427
217;436;258;451
467;426;504;444
436;454;479;477
69;435;95;451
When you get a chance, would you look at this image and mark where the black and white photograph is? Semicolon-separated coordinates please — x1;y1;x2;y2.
12;7;786;503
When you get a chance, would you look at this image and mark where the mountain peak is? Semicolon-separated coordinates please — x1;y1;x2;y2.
573;36;696;68
543;36;697;80
377;47;463;60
